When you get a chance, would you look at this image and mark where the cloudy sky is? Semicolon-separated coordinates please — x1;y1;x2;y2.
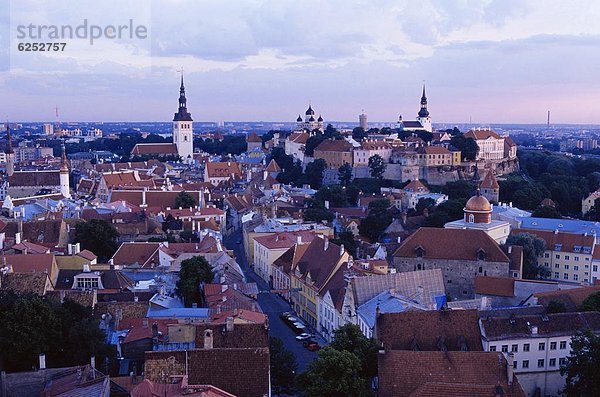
1;0;600;124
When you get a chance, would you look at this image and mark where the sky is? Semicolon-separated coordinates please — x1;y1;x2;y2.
1;0;600;124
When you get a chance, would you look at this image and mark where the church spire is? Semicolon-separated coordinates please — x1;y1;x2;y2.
60;143;69;172
174;72;193;122
5;123;14;155
418;83;429;118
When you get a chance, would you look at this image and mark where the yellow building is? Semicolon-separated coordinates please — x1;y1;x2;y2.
291;237;350;328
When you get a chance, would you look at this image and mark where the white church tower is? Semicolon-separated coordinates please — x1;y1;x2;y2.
416;84;432;132
59;144;71;198
173;74;194;163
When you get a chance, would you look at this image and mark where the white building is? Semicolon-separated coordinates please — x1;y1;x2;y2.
353;140;392;167
480;311;600;397
464;128;505;162
172;75;194;163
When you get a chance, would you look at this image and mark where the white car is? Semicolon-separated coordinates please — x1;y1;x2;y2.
296;333;312;341
293;322;306;330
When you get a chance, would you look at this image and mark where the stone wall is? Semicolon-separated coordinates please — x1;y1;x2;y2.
392;257;509;299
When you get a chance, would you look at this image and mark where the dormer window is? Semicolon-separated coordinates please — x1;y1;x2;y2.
477;249;486;261
415;246;425;258
554;244;562;251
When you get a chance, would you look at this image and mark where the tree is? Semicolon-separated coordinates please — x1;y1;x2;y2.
505;233;547;279
176;256;214;307
174;191;197;208
330;324;379;379
73;219;120;261
298;347;372;397
270;337;297;394
561;331;600;396
352;127;367;142
331;231;357;258
303;199;334;222
450;134;479;161
338;163;353;187
442;180;474;201
415;197;436;215
546;300;566;314
581;291;600;312
368;154;386;180
301;159;327;189
315;185;350;208
0;292;110;372
359;199;393;242
531;205;562;219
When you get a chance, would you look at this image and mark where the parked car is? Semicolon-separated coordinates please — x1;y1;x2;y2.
305;341;321;351
286;316;298;323
295;333;312;341
293;322;306;331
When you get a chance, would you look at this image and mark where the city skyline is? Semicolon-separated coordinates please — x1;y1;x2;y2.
1;1;600;123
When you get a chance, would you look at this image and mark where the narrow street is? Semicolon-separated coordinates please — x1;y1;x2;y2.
223;230;318;372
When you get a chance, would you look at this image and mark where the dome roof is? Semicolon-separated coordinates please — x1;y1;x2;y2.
297;115;303;122
465;191;491;212
305;105;315;115
309;116;315;122
317;115;323;122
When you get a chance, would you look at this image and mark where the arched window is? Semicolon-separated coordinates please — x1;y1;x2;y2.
468;214;475;223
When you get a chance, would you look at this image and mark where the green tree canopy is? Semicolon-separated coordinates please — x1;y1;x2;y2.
450;134;479;161
174;191;197;208
270;337;298;394
73;219;120;261
531;205;562;219
561;331;600;396
338;163;353;187
315;185;350;208
303;199;334;222
331;231;358;259
368;154;386;180
176;256;214;307
505;233;548;279
359;199;393;242
352;127;368;142
546;300;566;314
298;347;372;397
416;197;436;216
581;291;600;312
330;324;379;379
0;292;111;372
300;159;327;189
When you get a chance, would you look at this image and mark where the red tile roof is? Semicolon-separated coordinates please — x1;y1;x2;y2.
253;231;316;250
5;254;55;274
474;276;515;297
205;162;242;179
314;139;353;152
8;170;61;186
511;228;596;254
393;228;509;263
378;351;525;397
131;143;178;155
377;310;483;352
464;129;501;140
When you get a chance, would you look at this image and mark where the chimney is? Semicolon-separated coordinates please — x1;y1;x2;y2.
296;235;302;245
324;237;329;251
39;353;46;370
480;296;488;310
507;353;514;385
134;295;139;302
204;329;214;349
508;246;512;254
152;322;159;338
15;232;21;245
90;356;96;370
324;200;330;209
531;326;538;335
226;316;234;332
416;286;424;304
340;244;345;256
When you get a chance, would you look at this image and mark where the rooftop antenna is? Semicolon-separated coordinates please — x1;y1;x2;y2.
55;105;60;135
547;110;550;129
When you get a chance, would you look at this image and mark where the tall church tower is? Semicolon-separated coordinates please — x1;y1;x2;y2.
59;144;71;198
5;124;15;177
173;74;194;163
416;84;432;132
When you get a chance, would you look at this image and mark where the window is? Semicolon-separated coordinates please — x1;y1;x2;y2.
539;342;545;351
549;358;556;367
554;264;559;269
574;274;579;281
556;254;560;259
554;272;559;278
564;273;569;280
565;255;570;260
574;265;579;271
544;253;550;258
501;345;508;353
511;344;518;352
560;341;567;349
523;344;530;352
489;345;496;352
513;361;518;369
559;358;566;366
522;360;529;369
538;359;545;368
575;257;580;262
565;264;569;270
594;265;598;272
550;342;557;350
